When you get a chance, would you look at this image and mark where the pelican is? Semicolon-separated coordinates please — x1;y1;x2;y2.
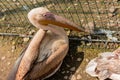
86;47;120;80
8;7;85;80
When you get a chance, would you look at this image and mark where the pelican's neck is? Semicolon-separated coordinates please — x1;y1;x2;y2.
31;21;68;42
48;24;68;40
48;25;66;35
43;24;69;44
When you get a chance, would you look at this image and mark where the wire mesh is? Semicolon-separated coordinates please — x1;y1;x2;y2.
0;0;120;48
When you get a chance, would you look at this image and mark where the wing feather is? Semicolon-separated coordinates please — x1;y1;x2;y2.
7;46;27;80
24;43;68;80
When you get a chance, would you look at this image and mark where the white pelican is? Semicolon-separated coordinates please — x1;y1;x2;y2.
86;47;120;80
7;7;85;80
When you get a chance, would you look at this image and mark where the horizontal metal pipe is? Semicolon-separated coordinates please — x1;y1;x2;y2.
0;32;120;43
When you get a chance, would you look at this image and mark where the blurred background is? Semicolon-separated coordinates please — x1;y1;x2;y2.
0;0;120;80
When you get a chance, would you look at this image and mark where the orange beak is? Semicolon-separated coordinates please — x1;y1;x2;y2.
39;12;85;32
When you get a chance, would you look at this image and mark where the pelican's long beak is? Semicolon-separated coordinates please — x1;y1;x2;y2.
39;12;85;32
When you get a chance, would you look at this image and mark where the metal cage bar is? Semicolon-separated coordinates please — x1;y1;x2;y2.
0;0;120;48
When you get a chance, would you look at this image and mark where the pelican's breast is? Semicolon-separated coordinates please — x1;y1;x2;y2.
36;30;67;62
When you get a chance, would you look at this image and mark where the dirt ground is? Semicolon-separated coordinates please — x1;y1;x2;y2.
0;36;114;80
0;0;120;80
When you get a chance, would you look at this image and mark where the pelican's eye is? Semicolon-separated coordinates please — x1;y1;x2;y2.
42;12;51;17
42;13;47;17
42;12;55;20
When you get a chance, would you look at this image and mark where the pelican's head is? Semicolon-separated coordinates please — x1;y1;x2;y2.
28;7;85;32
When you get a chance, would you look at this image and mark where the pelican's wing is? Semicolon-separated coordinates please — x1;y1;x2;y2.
24;43;68;80
7;45;28;80
14;29;46;80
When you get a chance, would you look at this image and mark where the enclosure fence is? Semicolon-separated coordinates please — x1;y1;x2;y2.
0;0;120;48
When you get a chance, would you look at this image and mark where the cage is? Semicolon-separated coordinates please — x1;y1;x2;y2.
0;0;120;80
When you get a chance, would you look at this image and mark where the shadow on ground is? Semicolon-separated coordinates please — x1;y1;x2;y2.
46;37;84;80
